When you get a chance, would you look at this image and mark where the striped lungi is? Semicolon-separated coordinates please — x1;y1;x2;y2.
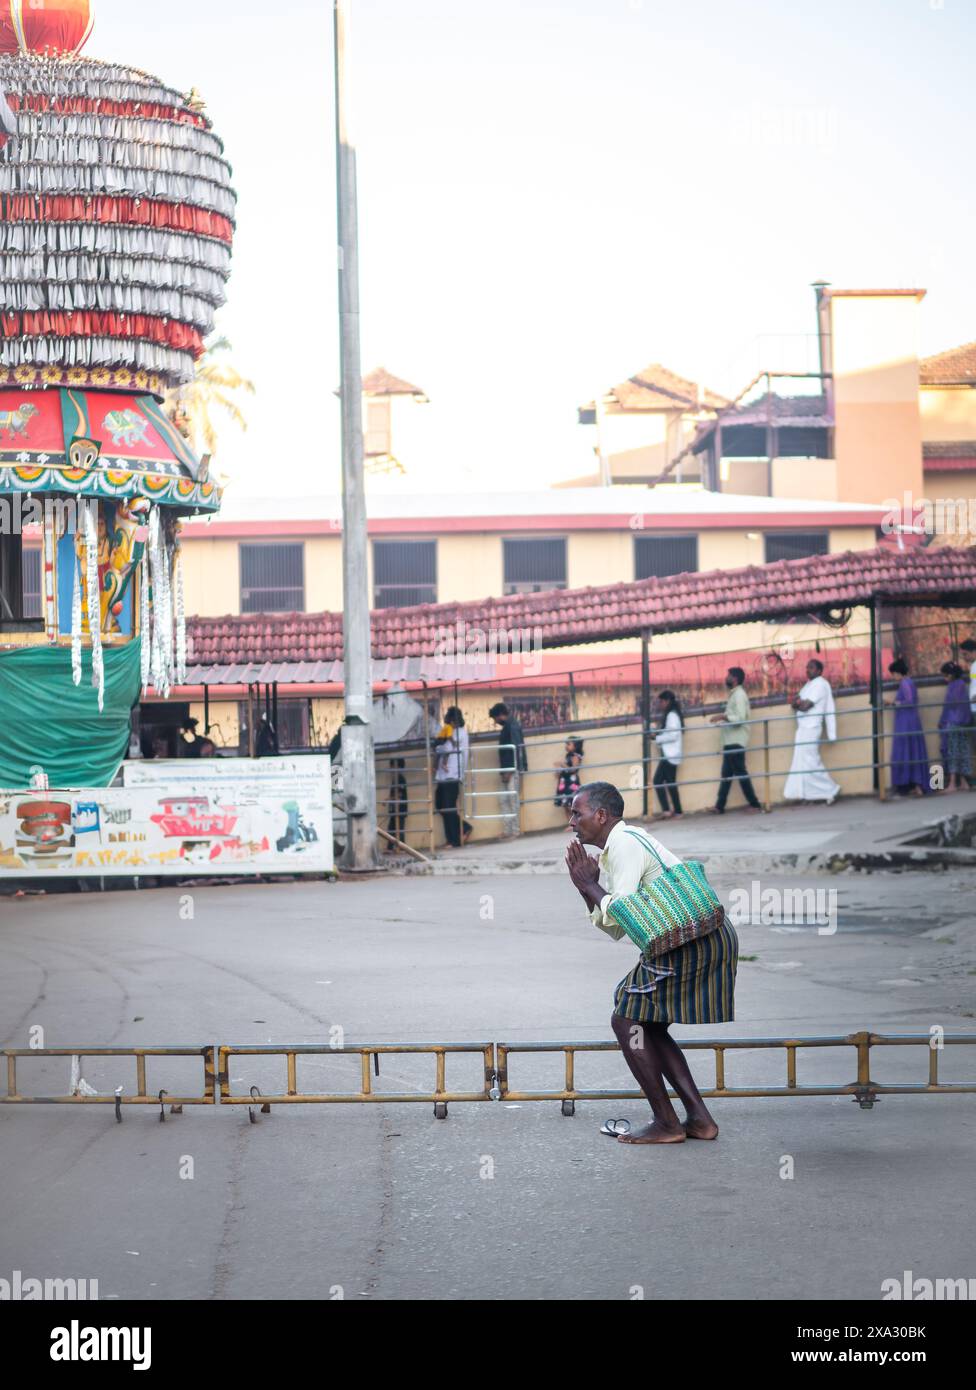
612;916;739;1025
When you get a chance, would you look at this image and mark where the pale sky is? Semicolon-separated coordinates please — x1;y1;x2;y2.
93;0;976;499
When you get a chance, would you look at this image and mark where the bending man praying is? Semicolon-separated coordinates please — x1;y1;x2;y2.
565;781;737;1145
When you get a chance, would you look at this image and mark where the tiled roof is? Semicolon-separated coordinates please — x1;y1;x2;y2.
605;364;728;412
924;440;976;460
920;343;976;386
361;366;428;397
923;442;976;469
720;392;830;428
178;657;491;688
186;544;976;665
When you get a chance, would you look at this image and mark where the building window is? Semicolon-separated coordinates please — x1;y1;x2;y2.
503;538;567;595
764;532;829;564
240;543;305;613
237;699;310;754
373;540;437;609
0;535;42;628
634;535;698;580
21;545;42;619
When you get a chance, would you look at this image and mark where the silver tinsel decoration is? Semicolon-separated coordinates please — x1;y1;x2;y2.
140;508;152;694
84;500;105;713
173;541;187;685
71;541;82;687
145;506;176;699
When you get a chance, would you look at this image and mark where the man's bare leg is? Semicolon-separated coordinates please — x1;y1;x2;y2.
610;1014;685;1144
643;1022;719;1139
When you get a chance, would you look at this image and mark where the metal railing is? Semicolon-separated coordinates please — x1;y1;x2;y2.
217;1042;495;1119
2;1046;216;1119
356;674;969;853
511;686;963;816
5;1034;974;1119
496;1032;976;1114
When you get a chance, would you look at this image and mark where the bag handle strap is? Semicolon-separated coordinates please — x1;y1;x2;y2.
623;827;669;872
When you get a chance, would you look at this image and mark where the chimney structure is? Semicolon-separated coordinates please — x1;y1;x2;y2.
814;286;925;506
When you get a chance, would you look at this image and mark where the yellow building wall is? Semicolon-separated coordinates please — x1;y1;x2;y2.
720;459;771;496
829;295;924;505
698;530;763;571
435;533;504;603
829;525;876;553
568;531;633;588
188;699;240;751
306;537;343;611
922;470;976;506
180;536;243;618
919;386;976;442
772;457;839;501
180;525;881;638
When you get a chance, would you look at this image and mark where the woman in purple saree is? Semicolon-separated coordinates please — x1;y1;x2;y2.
887;659;931;797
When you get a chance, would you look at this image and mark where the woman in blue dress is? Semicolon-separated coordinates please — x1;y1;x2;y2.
886;658;931;797
938;662;973;792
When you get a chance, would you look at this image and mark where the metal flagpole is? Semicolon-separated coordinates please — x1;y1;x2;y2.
334;0;378;868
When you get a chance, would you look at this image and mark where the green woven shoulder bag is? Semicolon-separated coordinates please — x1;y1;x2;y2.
605;829;725;959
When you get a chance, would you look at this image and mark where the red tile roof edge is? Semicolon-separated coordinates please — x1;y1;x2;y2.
187;544;976;666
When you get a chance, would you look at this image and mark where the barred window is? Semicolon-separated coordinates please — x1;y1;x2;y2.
21;545;42;619
764;532;829;564
634;535;698;580
237;699;309;754
240;543;305;613
373;540;437;609
0;535;42;627
503;538;567;595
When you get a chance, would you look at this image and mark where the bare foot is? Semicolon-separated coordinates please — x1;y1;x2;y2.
683;1118;719;1140
617;1122;686;1145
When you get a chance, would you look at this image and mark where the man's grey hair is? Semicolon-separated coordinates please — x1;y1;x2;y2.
576;781;624;819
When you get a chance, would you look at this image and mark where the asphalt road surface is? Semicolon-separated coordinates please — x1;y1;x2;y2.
1;870;974;1300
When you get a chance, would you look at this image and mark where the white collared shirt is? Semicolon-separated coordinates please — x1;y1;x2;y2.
587;820;682;940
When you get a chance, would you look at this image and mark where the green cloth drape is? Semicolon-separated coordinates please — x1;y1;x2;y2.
0;641;142;788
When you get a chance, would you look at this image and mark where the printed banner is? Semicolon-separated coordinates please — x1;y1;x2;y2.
0;760;333;877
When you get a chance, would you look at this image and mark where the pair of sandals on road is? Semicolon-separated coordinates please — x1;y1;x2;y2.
599;1117;717;1141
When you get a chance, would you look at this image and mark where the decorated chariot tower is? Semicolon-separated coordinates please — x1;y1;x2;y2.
0;0;234;786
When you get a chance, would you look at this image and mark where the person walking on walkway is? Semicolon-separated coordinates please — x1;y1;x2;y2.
709;667;763;813
938;663;972;792
886;658;931;797
652;690;683;818
783;659;840;804
434;706;473;847
565;781;737;1145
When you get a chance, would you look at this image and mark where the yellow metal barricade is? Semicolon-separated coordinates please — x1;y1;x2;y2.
4;1035;974;1120
496;1032;976;1113
217;1042;495;1118
2;1045;216;1118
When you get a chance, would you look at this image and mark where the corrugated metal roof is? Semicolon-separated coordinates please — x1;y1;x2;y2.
180;657;497;686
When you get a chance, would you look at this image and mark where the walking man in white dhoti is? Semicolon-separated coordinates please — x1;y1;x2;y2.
784;659;841;804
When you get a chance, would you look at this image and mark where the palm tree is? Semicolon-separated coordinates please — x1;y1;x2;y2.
166;337;256;462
